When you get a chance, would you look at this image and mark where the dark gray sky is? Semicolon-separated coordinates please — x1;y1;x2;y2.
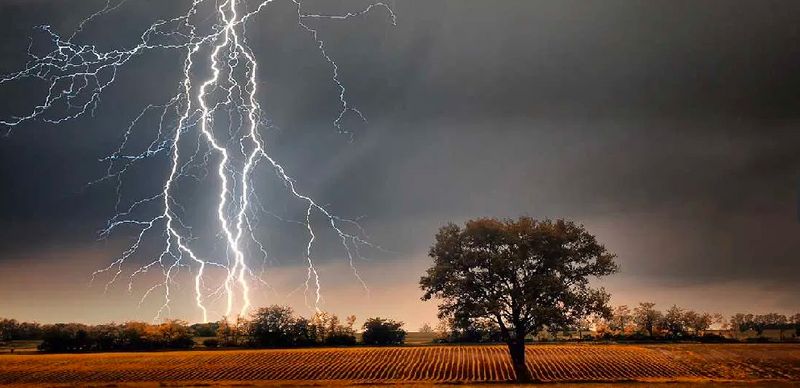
0;0;798;325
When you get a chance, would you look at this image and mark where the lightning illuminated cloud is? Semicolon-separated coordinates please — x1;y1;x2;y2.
0;0;395;322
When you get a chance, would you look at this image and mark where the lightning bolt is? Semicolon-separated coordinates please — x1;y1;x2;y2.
1;0;395;322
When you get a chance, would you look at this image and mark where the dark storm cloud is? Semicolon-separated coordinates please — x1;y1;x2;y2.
0;0;798;304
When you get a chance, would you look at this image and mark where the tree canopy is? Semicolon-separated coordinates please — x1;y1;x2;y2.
420;216;617;381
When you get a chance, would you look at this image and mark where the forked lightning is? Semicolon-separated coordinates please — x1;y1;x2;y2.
0;0;395;322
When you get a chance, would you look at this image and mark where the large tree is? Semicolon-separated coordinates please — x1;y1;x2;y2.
420;217;617;382
632;302;662;337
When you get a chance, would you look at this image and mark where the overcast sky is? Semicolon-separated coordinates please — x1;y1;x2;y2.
0;0;798;327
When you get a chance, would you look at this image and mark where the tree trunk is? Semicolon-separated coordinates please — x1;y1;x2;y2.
507;339;531;382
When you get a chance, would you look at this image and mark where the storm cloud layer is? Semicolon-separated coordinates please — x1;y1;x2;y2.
0;0;798;323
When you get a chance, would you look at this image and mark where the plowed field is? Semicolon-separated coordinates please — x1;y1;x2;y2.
1;344;799;385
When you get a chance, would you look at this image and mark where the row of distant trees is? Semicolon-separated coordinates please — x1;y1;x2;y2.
598;303;724;339
600;305;800;341
417;303;800;343
729;313;800;340
0;319;195;352
0;306;406;352
197;306;406;348
3;305;798;351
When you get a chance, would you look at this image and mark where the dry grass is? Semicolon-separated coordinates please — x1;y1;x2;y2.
0;344;798;385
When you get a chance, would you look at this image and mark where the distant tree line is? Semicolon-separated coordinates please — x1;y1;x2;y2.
3;305;798;353
596;304;800;342
729;313;800;341
0;319;41;342
421;304;800;344
0;319;194;352
0;306;406;353
204;306;406;348
594;303;725;340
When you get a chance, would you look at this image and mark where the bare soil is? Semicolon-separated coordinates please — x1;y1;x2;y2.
0;343;798;385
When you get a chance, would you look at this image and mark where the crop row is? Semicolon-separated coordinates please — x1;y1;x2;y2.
1;344;798;384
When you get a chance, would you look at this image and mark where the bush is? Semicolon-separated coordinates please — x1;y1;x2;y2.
362;318;406;345
203;338;220;348
326;333;357;346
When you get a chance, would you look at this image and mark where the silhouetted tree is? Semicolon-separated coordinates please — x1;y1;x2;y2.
38;323;92;352
362;317;406;345
0;319;19;342
633;302;662;337
420;217;617;382
290;317;314;346
324;314;357;346
750;316;766;336
730;313;754;339
752;313;789;340
307;312;356;346
791;313;800;337
217;316;249;346
683;310;713;337
771;314;789;341
659;305;687;338
90;324;123;351
249;305;297;347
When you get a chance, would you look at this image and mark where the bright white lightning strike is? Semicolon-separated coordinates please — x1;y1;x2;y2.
1;0;395;322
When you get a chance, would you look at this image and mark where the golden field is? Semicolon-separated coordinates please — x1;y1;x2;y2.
1;344;799;385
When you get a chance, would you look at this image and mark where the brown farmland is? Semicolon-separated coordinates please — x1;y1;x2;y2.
1;344;799;385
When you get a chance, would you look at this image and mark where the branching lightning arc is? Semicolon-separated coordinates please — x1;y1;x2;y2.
0;0;395;322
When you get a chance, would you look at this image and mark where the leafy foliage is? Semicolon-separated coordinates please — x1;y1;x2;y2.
632;302;662;337
249;305;299;347
420;217;617;381
0;318;42;341
362;317;406;345
221;307;359;347
37;320;194;352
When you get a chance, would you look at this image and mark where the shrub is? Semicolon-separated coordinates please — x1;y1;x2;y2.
326;333;357;346
203;338;220;348
362;318;406;345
